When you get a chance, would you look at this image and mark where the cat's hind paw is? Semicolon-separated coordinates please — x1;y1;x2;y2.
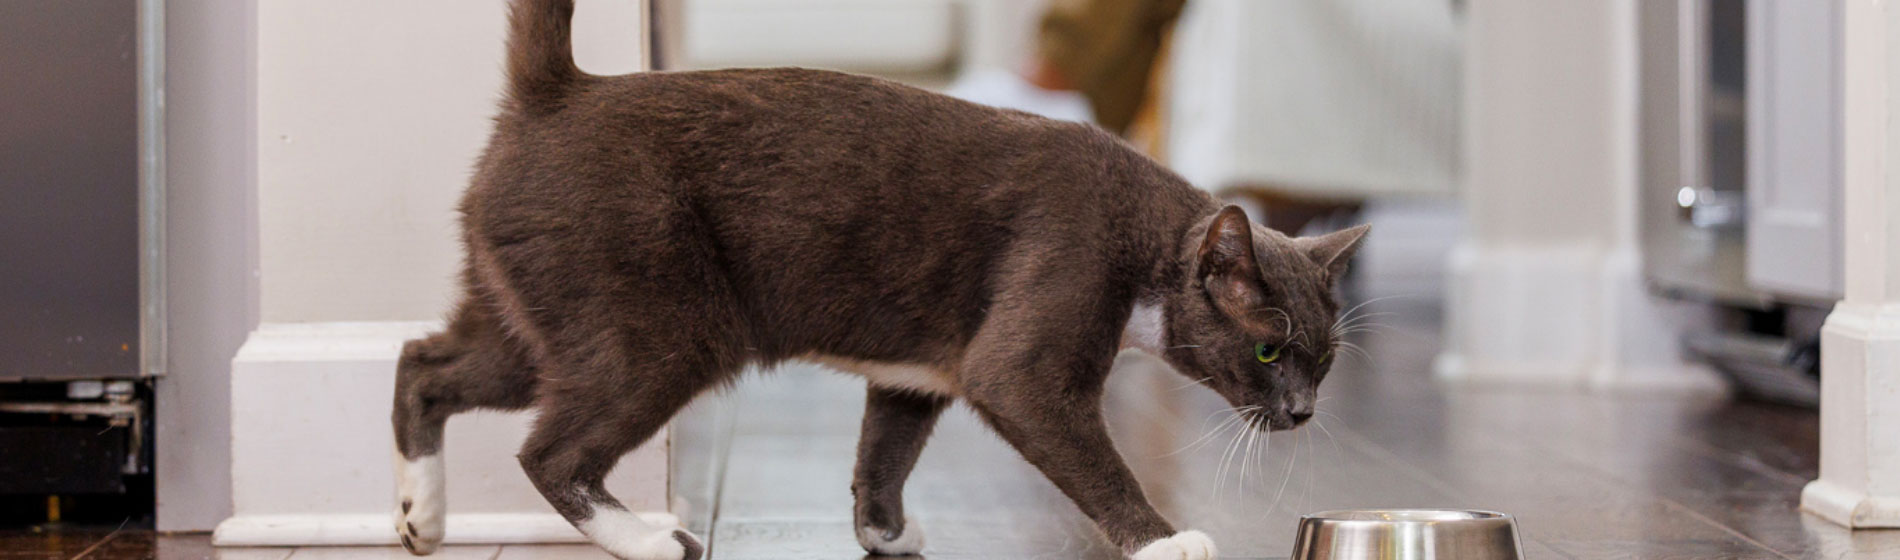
394;453;446;556
856;517;925;556
1131;530;1217;560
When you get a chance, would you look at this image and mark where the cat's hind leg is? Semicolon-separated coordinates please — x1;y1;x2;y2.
391;295;539;555
516;332;732;560
852;387;948;556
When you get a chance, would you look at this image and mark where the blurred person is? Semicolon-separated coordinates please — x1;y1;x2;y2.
1001;0;1460;237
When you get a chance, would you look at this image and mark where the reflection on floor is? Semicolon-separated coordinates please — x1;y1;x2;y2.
677;297;1900;559
8;297;1900;559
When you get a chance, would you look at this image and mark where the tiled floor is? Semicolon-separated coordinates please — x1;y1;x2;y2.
10;298;1900;559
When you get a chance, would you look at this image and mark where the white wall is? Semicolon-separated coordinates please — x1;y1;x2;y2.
157;0;259;532
1802;0;1900;529
255;0;644;323
221;0;674;545
1437;0;1720;392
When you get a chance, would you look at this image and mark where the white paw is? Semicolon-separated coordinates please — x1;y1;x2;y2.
856;516;925;556
1131;530;1218;560
580;507;705;560
394;453;445;555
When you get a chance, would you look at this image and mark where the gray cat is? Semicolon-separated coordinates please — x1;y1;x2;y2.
389;1;1367;558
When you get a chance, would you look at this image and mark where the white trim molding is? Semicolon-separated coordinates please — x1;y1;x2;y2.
1439;0;1721;394
216;321;672;546
215;512;678;547
1802;0;1900;529
1434;243;1723;393
1802;302;1900;528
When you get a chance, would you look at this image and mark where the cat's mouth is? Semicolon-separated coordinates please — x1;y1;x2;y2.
1260;414;1305;432
1240;408;1309;432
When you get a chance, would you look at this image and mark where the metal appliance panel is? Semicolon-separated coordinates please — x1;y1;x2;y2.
1744;0;1844;301
1639;0;1763;306
0;0;145;380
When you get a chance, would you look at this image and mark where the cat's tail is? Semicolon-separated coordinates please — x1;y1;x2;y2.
505;0;583;114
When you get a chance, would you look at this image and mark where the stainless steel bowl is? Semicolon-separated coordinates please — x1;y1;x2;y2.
1290;509;1523;560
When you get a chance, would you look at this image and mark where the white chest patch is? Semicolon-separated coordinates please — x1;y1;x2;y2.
804;354;957;396
1121;300;1167;355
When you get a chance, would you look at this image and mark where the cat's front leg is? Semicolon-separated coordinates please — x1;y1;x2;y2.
851;387;949;556
962;379;1216;559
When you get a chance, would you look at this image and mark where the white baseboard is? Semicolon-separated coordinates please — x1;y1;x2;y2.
223;321;671;546
1803;479;1900;529
213;512;679;546
1802;302;1900;529
1437;242;1723;394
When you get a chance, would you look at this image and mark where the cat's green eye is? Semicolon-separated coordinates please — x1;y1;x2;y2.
1254;342;1281;364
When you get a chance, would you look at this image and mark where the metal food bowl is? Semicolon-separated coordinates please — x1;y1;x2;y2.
1290;509;1523;560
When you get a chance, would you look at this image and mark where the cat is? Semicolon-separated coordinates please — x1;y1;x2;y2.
389;1;1367;559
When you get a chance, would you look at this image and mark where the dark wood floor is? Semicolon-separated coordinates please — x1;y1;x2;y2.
676;298;1900;559
9;298;1900;559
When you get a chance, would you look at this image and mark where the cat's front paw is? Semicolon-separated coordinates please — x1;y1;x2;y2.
394;493;444;555
856;516;925;556
1131;530;1217;560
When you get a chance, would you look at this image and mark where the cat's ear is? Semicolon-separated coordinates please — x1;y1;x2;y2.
1297;224;1370;282
1197;205;1265;313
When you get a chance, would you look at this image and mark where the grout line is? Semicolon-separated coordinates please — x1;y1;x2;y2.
68;527;123;560
1477;413;1799;560
1668;431;1813;487
1319;403;1793;557
1656;495;1797;560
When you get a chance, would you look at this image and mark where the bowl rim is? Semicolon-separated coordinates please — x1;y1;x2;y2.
1299;508;1514;523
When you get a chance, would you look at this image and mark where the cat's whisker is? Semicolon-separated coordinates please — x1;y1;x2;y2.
1239;414;1263;499
1166;412;1243;458
1189;404;1250;430
1267;426;1299;515
1332;319;1396;340
1162;406;1257;458
1334;341;1376;366
1299;430;1315;512
1334;326;1394;339
1333;314;1396;334
1333;294;1415;326
1334;318;1395;333
1313;416;1345;460
1329;295;1413;339
1342;347;1375;367
1169;376;1213;392
1213;416;1250;503
1243;414;1266;500
1336;319;1394;332
1335;309;1397;327
1233;422;1250;501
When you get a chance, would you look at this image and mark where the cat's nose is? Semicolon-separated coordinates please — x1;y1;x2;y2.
1289;409;1314;424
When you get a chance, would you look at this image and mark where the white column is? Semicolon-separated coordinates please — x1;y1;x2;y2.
218;0;672;546
1436;0;1721;392
1801;0;1900;529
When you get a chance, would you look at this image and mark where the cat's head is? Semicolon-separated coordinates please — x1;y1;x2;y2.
1159;206;1368;432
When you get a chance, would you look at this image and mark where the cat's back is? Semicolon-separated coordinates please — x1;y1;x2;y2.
509;67;1078;185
